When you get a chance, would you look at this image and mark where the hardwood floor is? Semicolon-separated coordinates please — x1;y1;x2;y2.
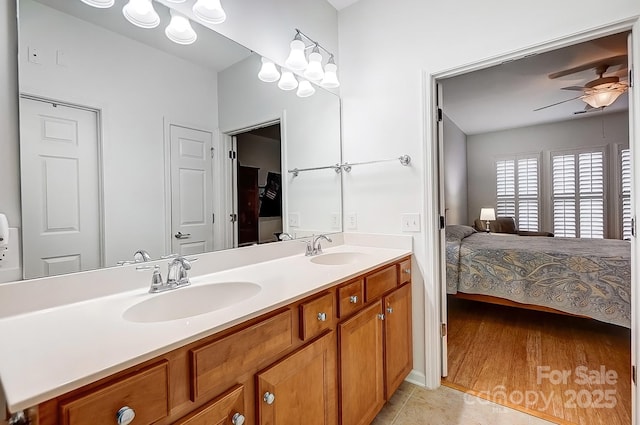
443;296;631;425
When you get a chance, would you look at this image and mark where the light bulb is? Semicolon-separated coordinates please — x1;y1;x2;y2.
304;49;324;81
193;0;227;24
258;57;281;83
320;62;340;88
297;80;315;98
79;0;115;8
285;39;308;71
165;10;197;45
278;71;298;91
122;0;160;29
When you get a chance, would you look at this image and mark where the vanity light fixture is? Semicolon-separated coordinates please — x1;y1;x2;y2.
285;34;309;71
165;10;197;45
320;55;340;88
258;57;281;83
79;0;115;8
296;80;315;98
278;71;299;91
304;45;324;81
122;0;160;29
192;0;227;24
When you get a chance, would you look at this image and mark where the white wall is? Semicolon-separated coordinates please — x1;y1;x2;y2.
467;111;629;236
338;0;640;387
443;114;468;225
218;54;342;235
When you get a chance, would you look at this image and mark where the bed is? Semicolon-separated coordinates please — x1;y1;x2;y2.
446;225;631;328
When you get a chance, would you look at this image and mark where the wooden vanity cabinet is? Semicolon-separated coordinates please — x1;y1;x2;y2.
29;256;412;425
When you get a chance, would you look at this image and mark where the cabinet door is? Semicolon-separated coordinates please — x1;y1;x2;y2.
338;302;384;425
384;284;413;398
257;331;337;425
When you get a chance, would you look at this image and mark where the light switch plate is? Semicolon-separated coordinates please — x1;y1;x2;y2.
345;213;357;230
401;213;421;232
330;213;340;229
288;212;300;227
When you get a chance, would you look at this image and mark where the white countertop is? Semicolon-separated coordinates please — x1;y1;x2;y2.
0;237;411;413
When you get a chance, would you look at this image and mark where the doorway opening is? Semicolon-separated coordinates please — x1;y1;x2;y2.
233;123;283;247
434;30;634;424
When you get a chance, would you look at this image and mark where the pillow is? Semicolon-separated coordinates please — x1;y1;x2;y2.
445;225;476;241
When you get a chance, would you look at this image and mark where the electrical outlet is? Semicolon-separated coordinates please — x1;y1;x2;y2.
345;212;357;230
330;213;340;229
401;213;421;232
288;212;300;227
28;46;41;64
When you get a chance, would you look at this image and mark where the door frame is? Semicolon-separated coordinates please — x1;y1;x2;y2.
18;93;106;270
423;18;640;413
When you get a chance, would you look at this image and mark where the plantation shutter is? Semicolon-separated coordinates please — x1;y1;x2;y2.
621;148;632;240
495;155;539;231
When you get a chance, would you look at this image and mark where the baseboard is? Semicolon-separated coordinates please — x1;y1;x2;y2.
405;369;427;387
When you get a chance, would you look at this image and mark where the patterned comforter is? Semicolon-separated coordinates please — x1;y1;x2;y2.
445;225;631;328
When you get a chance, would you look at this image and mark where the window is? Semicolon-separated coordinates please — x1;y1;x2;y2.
621;148;631;240
551;149;605;238
495;155;539;231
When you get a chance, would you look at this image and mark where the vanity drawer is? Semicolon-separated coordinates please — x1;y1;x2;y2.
398;259;411;285
190;310;292;401
174;384;245;425
299;292;335;341
365;265;397;302
337;278;364;318
59;361;169;425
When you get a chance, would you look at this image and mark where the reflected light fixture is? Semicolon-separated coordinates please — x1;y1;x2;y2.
193;0;227;24
122;0;160;29
258;57;281;83
320;55;340;88
79;0;115;8
165;10;197;45
285;33;308;71
303;45;324;81
278;71;298;91
479;208;496;233
296;80;315;98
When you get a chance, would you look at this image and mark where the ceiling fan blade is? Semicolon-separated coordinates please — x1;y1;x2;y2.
561;86;587;91
534;95;584;111
548;54;628;79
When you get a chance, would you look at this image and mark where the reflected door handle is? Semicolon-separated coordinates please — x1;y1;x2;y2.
174;232;191;239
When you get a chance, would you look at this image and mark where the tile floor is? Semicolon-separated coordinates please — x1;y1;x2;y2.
371;382;557;425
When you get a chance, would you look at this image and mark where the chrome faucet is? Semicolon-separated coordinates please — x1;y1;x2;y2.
133;249;151;262
278;232;294;241
138;255;197;293
306;234;332;256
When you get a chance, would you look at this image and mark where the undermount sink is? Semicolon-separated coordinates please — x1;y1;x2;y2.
310;252;371;266
123;281;261;323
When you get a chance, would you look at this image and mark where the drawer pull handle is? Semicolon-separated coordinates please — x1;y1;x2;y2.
377;313;385;321
263;391;276;405
317;312;327;322
387;306;394;314
403;268;411;274
116;406;135;425
232;413;246;425
349;295;358;304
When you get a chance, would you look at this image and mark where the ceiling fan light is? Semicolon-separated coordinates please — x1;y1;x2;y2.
285;39;308;71
79;0;115;8
583;89;623;108
258;57;281;83
122;0;160;29
278;71;298;91
193;0;227;24
165;10;197;45
296;80;315;98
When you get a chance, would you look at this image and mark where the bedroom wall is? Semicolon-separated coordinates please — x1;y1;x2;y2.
443;114;468;225
466;111;629;236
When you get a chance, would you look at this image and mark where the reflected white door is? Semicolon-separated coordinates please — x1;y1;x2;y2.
19;97;101;279
436;83;448;377
170;125;214;255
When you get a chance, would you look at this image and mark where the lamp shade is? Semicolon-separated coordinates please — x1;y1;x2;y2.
583;89;624;108
193;0;227;24
258;57;281;82
296;80;315;98
80;0;115;8
122;0;160;28
480;208;496;221
165;10;197;45
278;71;298;91
285;39;308;71
320;62;340;88
303;50;324;81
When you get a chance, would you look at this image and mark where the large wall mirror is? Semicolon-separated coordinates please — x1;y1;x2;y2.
16;0;342;279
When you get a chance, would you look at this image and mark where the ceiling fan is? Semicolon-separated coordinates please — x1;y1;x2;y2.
534;54;629;113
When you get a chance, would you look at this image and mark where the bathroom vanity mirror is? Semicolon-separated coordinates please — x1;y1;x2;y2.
16;0;342;279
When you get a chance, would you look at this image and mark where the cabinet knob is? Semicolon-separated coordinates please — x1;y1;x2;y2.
116;406;135;425
263;392;276;405
317;312;327;322
403;268;411;274
232;413;245;425
349;295;358;304
387;306;394;314
377;313;385;321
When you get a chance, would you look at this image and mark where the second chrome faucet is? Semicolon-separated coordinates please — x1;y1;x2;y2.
306;234;332;256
